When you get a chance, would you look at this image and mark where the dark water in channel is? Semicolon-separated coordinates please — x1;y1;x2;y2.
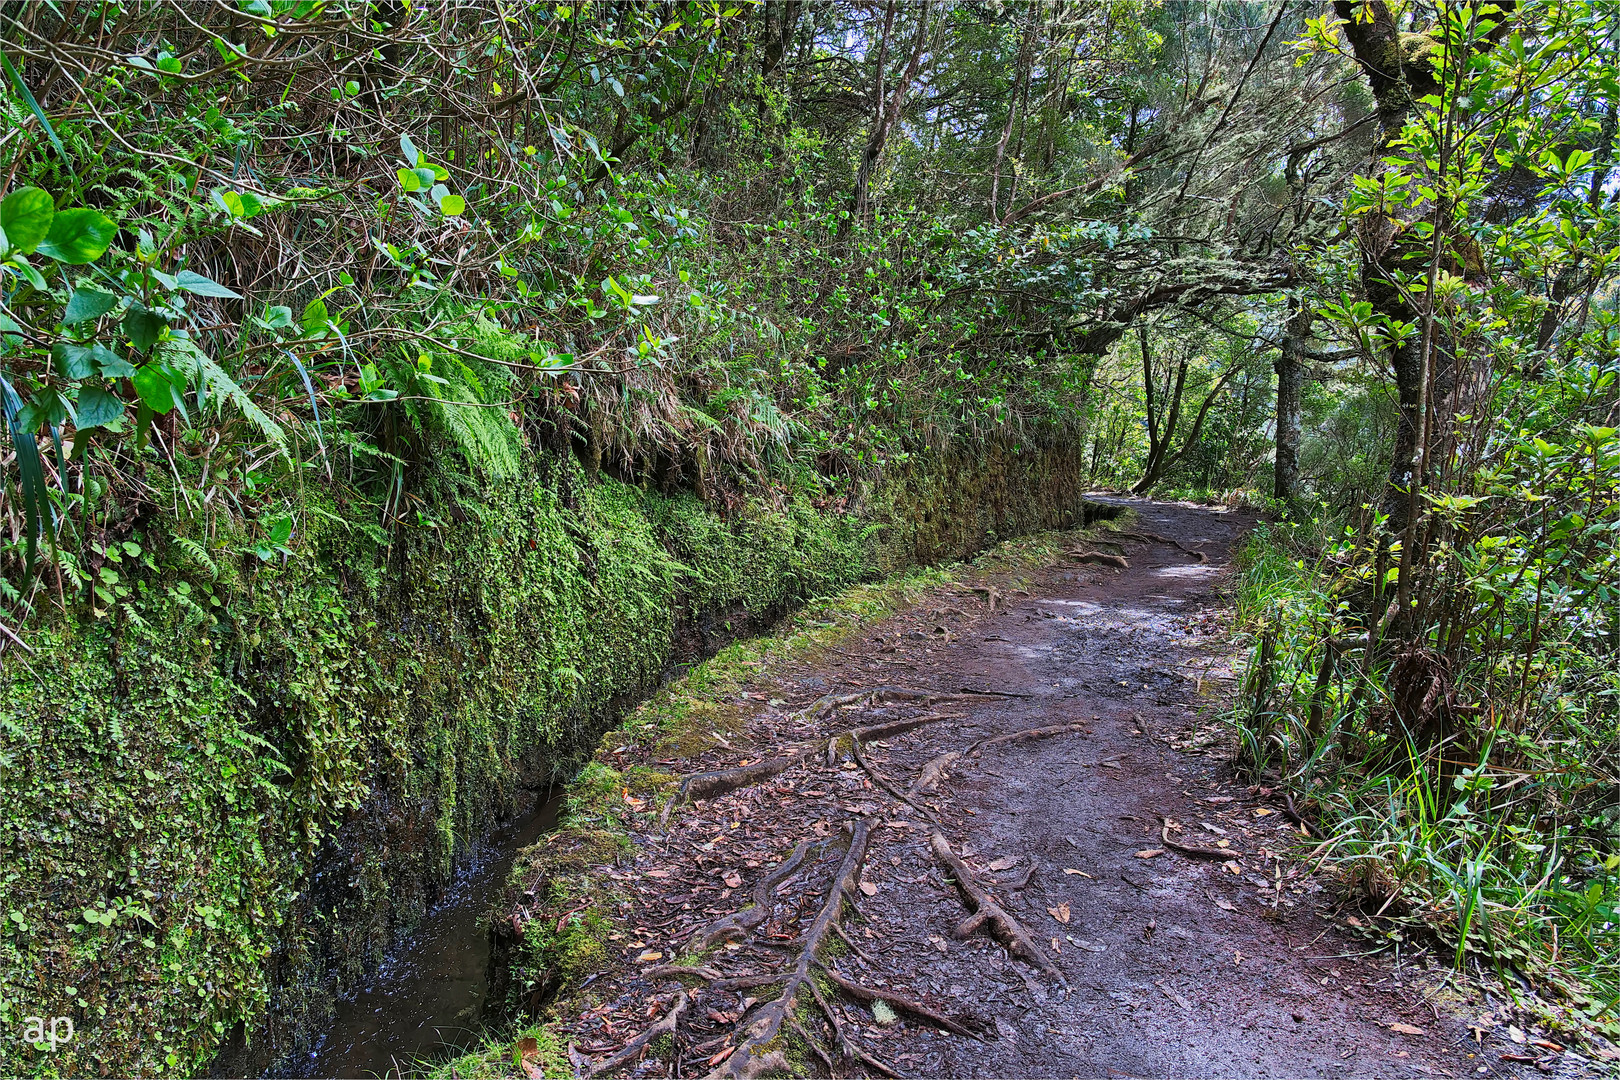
290;791;563;1079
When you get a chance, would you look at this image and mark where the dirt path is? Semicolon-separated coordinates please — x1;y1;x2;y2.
544;500;1530;1079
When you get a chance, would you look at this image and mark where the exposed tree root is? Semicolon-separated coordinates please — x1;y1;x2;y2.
850;737;940;822
645;964;723;981
968;721;1089;756
667;713;965;822
821;966;982;1039
689;839;817;948
1109;530;1207;562
580;991;688;1078
703;819;872;1079
929;831;1064;983
907;751;960;797
1160;819;1245;860
662;748;817;824
828;711;963;766
799;686;955;721
1068;550;1129;569
808;974;907;1078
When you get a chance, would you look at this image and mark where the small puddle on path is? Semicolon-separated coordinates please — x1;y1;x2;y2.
290;791;562;1079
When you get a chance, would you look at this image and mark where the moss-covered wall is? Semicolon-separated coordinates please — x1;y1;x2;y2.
0;439;1088;1078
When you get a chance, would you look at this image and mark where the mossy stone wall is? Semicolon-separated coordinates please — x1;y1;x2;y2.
0;440;1088;1078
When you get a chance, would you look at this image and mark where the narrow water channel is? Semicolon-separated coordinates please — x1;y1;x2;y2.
289;790;563;1079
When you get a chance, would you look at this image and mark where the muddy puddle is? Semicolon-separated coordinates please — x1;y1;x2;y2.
287;791;562;1079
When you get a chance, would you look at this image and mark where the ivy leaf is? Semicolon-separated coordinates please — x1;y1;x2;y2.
175;270;242;299
63;288;119;324
0;187;55;255
74;387;125;429
35;208;117;264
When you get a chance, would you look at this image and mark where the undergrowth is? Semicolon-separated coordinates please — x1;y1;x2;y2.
1229;522;1620;1045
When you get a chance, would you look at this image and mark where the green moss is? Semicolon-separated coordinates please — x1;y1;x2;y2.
2;428;1099;1077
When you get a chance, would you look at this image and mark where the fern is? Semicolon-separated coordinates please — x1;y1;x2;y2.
158;340;287;450
174;536;218;580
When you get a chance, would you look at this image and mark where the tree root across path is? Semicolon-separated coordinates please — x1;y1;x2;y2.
930;831;1065;983
660;693;966;824
968;721;1089;756
705;818;872;1079
1160;818;1245;860
688;838;819;949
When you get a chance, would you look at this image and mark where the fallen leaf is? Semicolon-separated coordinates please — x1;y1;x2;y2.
859;881;879;896
1063;868;1092;878
928;934;948;954
1530;1039;1563;1052
988;856;1019;871
636;950;663;963
1135;849;1165;859
723;872;743;888
1048;903;1071;924
1254;807;1274;817
1223;860;1242;874
1389;1022;1425;1036
1212;896;1236;911
1051;937;1062;953
645;869;671;879
707;1046;736;1067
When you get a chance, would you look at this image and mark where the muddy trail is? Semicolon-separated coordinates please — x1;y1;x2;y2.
541;501;1540;1080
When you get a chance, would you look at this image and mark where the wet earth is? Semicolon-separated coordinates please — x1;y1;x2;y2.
549;500;1577;1079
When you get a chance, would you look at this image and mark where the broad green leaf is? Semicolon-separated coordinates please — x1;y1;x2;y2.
35;208;117;264
123;305;168;353
51;343;99;379
93;344;136;378
9;255;46;290
0;187;54;254
301;297;329;334
261;305;293;329
74;386;125;429
176;270;242;299
396;167;422;192
439;194;465;216
131;364;176;414
217;190;245;217
400;133;420;167
63;287;118;324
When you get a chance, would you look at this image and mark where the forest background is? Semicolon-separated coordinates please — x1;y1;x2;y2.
1;0;1618;1074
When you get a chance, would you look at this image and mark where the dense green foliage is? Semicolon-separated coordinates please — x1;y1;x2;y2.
2;0;1620;1071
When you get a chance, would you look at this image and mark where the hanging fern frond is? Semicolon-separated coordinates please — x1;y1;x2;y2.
158;340;287;451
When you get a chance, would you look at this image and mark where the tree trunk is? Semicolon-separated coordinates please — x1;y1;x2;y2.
848;1;929;229
1273;300;1311;507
